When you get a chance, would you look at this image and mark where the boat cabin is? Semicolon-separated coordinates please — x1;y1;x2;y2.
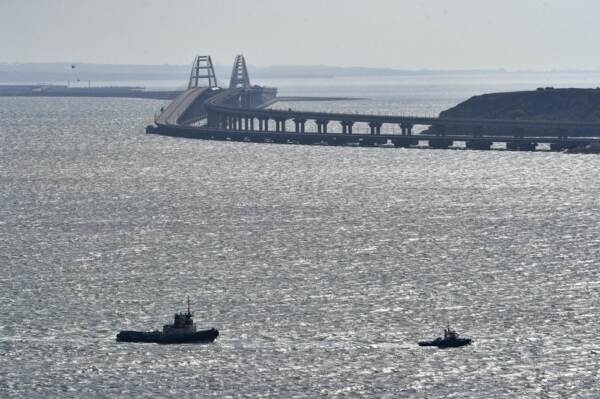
162;298;197;334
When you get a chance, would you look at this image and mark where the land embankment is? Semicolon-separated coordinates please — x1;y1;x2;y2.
437;88;600;136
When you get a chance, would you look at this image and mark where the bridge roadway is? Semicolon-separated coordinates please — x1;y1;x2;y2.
204;91;600;132
154;87;219;126
150;87;600;152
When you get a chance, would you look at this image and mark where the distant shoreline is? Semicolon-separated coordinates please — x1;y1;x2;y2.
2;62;600;84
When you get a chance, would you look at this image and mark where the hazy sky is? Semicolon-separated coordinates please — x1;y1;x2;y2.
1;0;599;69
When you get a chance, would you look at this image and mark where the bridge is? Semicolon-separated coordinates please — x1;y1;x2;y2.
148;55;600;152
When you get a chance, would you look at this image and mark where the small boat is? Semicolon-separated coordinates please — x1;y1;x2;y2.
116;298;219;344
418;325;472;349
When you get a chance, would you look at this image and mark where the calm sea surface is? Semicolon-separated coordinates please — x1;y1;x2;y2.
2;74;600;398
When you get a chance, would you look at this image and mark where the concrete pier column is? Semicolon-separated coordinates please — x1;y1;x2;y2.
370;122;382;135
293;118;306;133
342;121;354;134
429;138;453;149
250;118;255;131
280;119;287;132
261;118;269;132
465;140;493;151
507;141;536;151
316;120;329;134
369;122;376;135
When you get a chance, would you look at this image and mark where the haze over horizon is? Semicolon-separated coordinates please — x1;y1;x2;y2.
2;0;599;70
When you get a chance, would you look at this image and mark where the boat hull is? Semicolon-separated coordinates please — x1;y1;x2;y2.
116;328;219;344
418;338;472;348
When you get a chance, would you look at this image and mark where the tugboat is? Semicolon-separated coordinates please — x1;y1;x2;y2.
116;297;219;344
418;325;472;349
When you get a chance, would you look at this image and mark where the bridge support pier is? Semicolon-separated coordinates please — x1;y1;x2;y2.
341;121;354;134
392;138;418;148
368;122;382;135
275;118;287;132
429;139;453;149
400;123;413;136
506;141;536;151
294;118;306;133
259;118;269;131
465;140;493;151
316;120;329;134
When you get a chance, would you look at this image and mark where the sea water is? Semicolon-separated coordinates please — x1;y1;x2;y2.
1;73;600;397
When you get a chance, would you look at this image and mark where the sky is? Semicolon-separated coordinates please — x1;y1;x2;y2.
1;0;599;70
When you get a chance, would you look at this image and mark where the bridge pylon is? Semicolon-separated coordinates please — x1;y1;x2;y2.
188;55;218;89
229;54;251;89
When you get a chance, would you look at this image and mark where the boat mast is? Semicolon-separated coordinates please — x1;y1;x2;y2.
187;296;191;316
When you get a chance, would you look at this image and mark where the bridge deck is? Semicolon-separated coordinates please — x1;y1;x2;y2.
151;86;600;151
155;87;212;126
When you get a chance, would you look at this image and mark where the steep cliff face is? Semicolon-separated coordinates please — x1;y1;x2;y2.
440;88;600;121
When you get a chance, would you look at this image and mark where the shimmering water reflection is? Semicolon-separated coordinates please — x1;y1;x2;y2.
1;84;600;397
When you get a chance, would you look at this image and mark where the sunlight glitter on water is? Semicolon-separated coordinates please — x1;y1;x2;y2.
2;74;600;397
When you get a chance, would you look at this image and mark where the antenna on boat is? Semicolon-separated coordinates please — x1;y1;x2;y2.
187;296;191;316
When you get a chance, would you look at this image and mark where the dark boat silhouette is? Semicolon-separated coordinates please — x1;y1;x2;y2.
418;325;472;348
116;298;219;344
